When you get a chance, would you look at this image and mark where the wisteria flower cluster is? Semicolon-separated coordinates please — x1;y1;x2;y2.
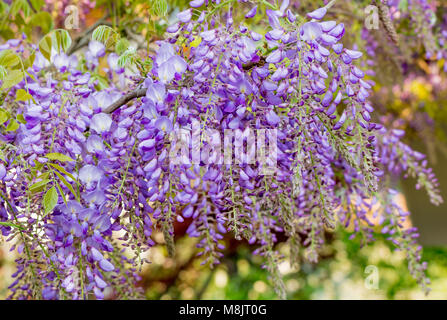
0;0;443;299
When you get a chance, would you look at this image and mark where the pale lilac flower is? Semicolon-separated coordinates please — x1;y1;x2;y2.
90;113;112;134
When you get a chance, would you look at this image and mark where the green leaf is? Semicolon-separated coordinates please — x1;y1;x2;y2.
115;38;130;55
16;114;27;124
23;53;35;70
0;49;21;68
43;186;58;215
30;0;45;11
5;119;20;132
53;179;67;205
0;1;8;15
0;108;9;125
53;170;78;200
34;171;50;181
38;29;72;61
0;221;24;230
39;34;52;61
0;65;6;80
150;0;168;16
52;29;72;52
45;153;75;162
1;70;23;89
92;25;119;49
15;89;33;102
29;11;53;35
9;0;23;17
29;179;50;192
47;162;78;184
117;47;137;68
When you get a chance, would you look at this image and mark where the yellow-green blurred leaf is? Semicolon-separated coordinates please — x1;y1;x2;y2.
43;186;58;215
45;152;75;162
15;89;33;102
1;69;23;89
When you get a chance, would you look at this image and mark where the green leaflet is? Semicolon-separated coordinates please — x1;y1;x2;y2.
52;170;78;200
43;186;58;215
29;179;51;193
0;221;24;230
39;29;72;61
45;153;75;162
91;25;119;49
0;108;9;125
5;119;20;132
1;69;23;90
15;88;33;102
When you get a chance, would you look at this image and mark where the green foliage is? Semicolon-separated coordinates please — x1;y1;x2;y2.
15;89;33;102
0;65;6;80
117;47;138;68
115;38;131;56
38;29;72;61
29;179;50;193
28;11;53;35
45;153;75;163
92;25;120;49
43;186;58;215
149;0;168;17
0;0;48;40
0;109;9;125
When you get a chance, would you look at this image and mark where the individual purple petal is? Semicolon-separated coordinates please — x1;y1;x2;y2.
300;22;322;42
245;5;257;18
392;129;405;138
79;165;103;189
86;135;105;154
332;43;343;54
190;0;204;7
279;0;289;14
266;49;283;63
266;9;281;29
286;9;296;22
91;247;104;262
88;41;105;58
266;109;280;126
166;23;180;33
345;49;363;59
99;259;115;272
169;55;187;75
147;82;166;105
329;23;345;38
320;34;337;45
333;112;347;130
321;90;333;107
177;9;192;23
90;113;112;134
320;21;336;32
307;7;327;20
155;116;173;133
0;164;5;180
156;43;175;66
95;275;108;289
158;62;176;84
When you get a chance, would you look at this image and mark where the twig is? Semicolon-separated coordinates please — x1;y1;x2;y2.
66;16;111;56
374;0;399;46
104;87;147;114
